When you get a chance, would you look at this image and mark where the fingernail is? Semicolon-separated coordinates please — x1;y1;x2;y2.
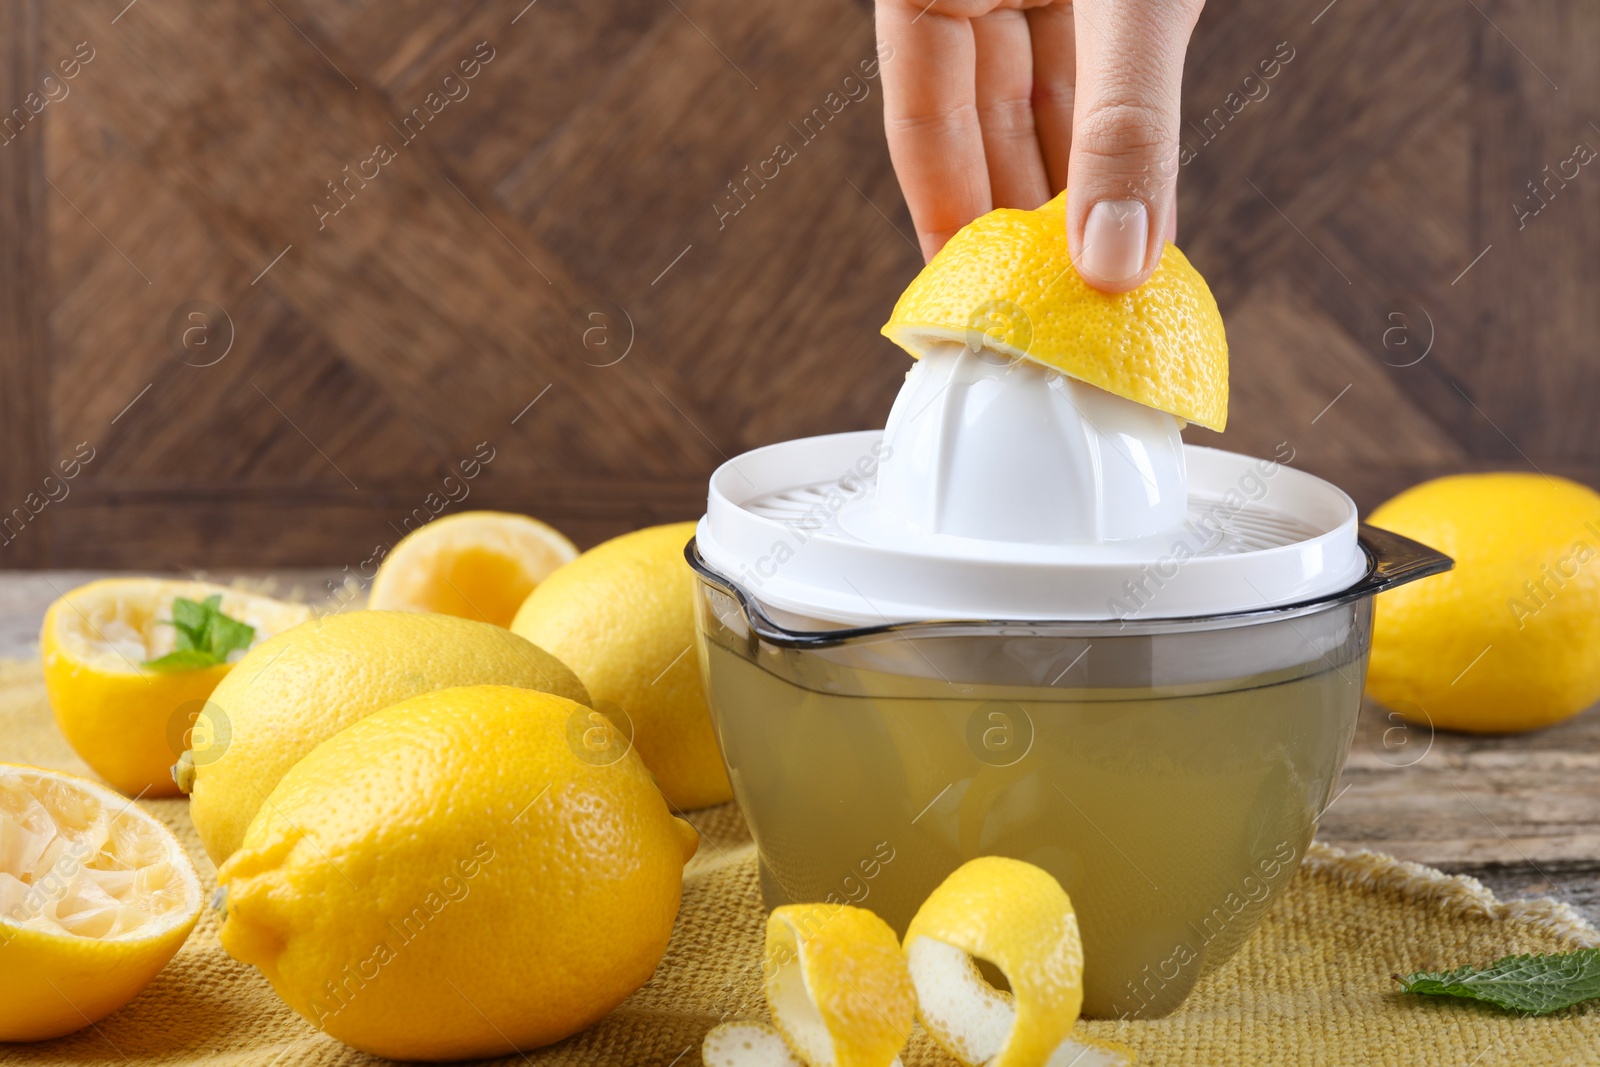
1080;200;1149;285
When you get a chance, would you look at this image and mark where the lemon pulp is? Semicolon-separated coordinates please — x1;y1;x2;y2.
0;764;202;1041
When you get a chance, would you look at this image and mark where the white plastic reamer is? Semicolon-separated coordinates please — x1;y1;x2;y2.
696;343;1366;625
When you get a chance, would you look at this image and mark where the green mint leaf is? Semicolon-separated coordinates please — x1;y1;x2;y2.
142;648;227;673
1397;948;1600;1015
169;595;217;638
143;595;256;671
203;610;256;662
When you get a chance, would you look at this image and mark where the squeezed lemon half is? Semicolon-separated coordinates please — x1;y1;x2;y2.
41;579;311;797
0;764;202;1041
368;510;578;627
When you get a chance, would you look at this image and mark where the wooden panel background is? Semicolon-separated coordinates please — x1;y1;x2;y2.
0;0;1595;570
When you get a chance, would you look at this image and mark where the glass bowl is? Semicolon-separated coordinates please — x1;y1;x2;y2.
688;527;1449;1018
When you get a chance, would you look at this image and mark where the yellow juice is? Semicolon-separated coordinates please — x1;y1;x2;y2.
697;625;1362;1018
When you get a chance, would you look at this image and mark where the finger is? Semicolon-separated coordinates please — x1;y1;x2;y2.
1024;2;1075;193
877;0;989;259
971;8;1050;209
1066;0;1202;291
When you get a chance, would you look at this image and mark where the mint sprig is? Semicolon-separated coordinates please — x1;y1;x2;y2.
142;595;255;672
1396;948;1600;1015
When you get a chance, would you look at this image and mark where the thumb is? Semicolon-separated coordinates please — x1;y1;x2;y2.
1066;0;1202;292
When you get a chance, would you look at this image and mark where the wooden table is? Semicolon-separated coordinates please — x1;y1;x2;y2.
1325;692;1600;927
7;572;1598;928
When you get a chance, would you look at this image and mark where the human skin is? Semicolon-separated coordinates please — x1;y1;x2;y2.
875;0;1205;291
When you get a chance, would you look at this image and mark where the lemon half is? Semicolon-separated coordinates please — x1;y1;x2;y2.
368;511;578;627
41;579;311;796
882;191;1227;431
0;764;202;1041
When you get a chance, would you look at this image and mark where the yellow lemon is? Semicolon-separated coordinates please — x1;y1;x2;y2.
368;511;578;627
181;610;588;864
1368;473;1600;733
40;579;311;797
882;191;1228;430
0;764;202;1041
511;522;733;810
216;685;698;1061
764;903;917;1067
904;857;1084;1067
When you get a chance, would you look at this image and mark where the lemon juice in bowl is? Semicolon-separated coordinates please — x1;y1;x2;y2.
695;594;1363;1017
689;195;1450;1018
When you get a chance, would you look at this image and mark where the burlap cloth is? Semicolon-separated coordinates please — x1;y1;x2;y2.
3;659;1597;1066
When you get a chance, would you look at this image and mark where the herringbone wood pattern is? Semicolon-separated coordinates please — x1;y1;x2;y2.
1;0;1594;567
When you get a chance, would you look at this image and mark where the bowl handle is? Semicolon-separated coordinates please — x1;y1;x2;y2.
1351;523;1454;597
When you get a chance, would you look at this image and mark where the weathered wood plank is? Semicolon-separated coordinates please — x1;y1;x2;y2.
0;0;55;567
9;0;1600;569
1469;0;1600;458
1320;697;1600;868
498;0;917;452
50;478;707;568
46;0;720;481
1181;0;1475;307
1182;274;1465;474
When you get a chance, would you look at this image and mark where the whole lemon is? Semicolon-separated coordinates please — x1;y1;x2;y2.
182;610;588;863
216;685;698;1061
368;511;578;626
511;522;733;810
1368;473;1600;732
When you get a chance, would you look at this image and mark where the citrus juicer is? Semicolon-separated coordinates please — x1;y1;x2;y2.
689;332;1450;1019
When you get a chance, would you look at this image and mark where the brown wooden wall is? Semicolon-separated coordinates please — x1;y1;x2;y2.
0;0;1594;569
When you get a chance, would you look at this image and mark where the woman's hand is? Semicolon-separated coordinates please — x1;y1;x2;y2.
876;0;1204;291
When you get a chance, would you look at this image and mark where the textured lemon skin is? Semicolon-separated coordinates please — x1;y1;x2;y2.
0;765;202;1042
40;579;312;797
511;522;733;810
0;924;195;1041
905;856;1084;1067
187;610;589;864
216;686;698;1061
765;903;916;1067
368;510;578;627
1368;473;1600;733
882;191;1228;431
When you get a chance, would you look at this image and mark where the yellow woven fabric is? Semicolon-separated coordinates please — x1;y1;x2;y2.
2;658;1597;1066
